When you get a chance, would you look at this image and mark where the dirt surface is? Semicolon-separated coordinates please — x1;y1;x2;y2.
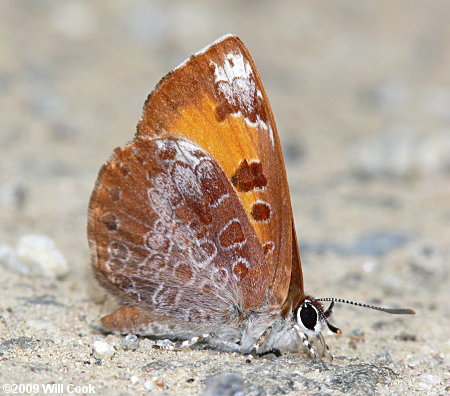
1;1;449;395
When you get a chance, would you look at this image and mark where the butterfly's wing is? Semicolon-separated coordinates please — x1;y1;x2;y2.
137;34;303;309
89;35;304;331
88;136;268;324
281;221;304;315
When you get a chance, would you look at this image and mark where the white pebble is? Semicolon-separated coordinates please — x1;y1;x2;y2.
130;376;140;384
0;243;29;273
143;381;153;390
121;334;139;350
2;234;69;278
92;340;115;360
418;374;439;387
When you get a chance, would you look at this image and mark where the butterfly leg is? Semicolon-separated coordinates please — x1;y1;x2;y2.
153;333;211;351
317;332;333;360
245;326;273;363
153;339;178;350
260;349;282;357
205;337;243;352
187;334;245;353
294;324;317;358
180;333;211;348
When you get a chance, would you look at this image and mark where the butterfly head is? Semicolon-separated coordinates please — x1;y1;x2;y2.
295;296;415;338
295;297;342;338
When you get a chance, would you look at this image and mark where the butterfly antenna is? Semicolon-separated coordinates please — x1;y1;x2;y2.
315;298;416;315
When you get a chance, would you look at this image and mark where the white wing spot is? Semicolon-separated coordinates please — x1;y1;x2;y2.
213;57;274;147
213;53;255;114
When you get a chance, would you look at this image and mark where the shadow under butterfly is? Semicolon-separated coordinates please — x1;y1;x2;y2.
87;34;415;362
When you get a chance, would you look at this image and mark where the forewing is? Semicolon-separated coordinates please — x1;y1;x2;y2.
137;35;300;308
88;136;268;323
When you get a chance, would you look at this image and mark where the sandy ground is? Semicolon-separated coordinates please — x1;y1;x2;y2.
1;1;449;395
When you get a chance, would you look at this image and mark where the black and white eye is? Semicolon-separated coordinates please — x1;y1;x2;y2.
299;302;318;330
295;300;326;337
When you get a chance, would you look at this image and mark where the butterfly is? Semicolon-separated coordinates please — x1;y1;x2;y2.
88;34;415;360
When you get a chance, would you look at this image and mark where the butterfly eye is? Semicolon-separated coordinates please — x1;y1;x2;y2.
299;302;318;331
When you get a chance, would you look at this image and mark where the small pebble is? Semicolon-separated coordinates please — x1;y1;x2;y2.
92;340;115;360
362;260;379;273
130;375;139;384
155;379;165;388
0;244;26;273
121;334;139;350
154;339;175;349
143;381;153;390
418;374;439;387
17;235;69;277
0;235;68;278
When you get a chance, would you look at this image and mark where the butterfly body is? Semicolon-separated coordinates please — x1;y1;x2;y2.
101;302;304;355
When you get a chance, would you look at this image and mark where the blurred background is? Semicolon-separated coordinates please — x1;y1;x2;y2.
2;0;449;275
1;1;449;393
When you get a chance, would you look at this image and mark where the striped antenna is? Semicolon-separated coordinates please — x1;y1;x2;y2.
314;298;415;315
